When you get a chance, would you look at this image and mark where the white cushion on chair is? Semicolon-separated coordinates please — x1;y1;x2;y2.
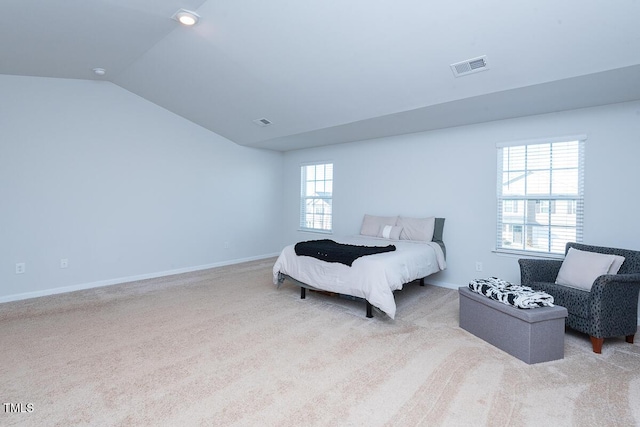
555;248;619;291
609;254;626;274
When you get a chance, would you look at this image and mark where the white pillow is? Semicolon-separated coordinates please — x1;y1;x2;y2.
377;225;403;240
360;215;398;237
609;255;625;274
396;216;435;241
555;248;618;291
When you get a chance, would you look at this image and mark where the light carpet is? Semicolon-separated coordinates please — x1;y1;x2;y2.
1;258;640;426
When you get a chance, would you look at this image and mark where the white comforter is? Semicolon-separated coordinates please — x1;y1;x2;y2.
272;236;446;319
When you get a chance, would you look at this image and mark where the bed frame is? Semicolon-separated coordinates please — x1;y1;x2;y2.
278;273;427;318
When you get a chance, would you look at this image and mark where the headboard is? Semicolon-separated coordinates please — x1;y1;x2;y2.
432;217;446;258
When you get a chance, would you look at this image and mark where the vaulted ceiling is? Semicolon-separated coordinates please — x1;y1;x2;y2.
3;1;640;151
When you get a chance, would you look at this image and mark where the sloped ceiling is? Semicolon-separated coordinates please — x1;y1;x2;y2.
2;0;640;151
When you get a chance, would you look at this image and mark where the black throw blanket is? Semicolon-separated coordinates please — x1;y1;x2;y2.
294;239;396;266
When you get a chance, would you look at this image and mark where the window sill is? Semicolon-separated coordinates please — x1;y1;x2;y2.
298;229;333;235
493;249;564;260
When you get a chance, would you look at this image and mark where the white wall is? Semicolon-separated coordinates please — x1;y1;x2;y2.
283;100;640;289
3;74;639;309
0;75;284;301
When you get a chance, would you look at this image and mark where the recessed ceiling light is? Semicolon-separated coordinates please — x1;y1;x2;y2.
93;68;106;76
172;9;200;26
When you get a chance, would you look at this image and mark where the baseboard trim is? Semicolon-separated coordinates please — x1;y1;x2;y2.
0;253;280;304
426;279;460;290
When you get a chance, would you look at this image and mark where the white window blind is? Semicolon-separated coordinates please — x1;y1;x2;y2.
497;137;585;255
300;162;333;232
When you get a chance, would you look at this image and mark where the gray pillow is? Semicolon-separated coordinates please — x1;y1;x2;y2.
360;215;398;237
397;216;436;241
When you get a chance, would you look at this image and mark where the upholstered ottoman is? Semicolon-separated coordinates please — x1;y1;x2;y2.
458;286;568;364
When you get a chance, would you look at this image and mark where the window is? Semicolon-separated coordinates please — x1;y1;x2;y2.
535;200;556;214
497;137;585;255
300;162;333;232
503;200;519;213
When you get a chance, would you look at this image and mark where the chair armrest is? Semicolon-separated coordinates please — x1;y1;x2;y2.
519;258;563;286
591;273;640;292
589;273;640;334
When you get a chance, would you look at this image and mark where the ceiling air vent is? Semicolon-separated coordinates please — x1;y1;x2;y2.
450;55;489;77
252;117;273;127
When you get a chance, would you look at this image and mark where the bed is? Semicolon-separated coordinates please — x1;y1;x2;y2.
273;216;446;319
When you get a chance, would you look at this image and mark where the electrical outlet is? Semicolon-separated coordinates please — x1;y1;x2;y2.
475;262;483;272
224;242;230;249
60;258;68;269
15;262;26;274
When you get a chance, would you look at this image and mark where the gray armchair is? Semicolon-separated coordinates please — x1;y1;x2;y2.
519;242;640;353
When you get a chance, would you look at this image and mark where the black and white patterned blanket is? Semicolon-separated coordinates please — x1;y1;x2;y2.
468;277;554;309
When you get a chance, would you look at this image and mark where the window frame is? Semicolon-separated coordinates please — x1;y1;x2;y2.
496;135;586;257
299;161;333;233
